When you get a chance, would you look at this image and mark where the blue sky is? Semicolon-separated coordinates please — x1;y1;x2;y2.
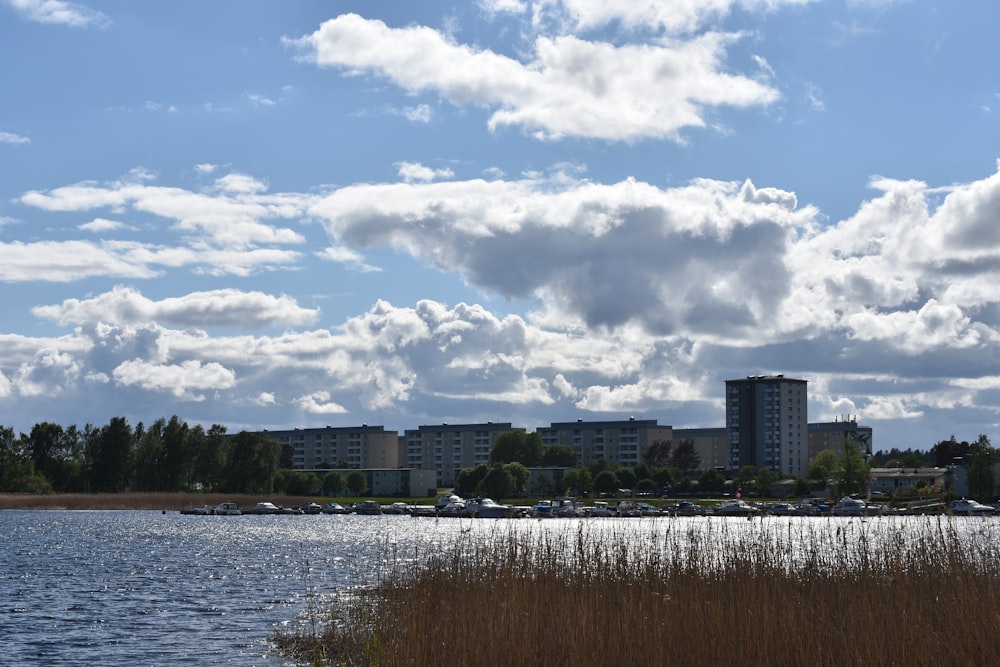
2;0;1000;453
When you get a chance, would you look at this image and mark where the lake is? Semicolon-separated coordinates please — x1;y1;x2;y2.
3;509;996;665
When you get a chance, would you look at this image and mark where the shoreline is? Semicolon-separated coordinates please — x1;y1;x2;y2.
0;492;318;511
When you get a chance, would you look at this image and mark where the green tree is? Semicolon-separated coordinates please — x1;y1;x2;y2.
223;431;280;494
807;449;838;486
593;470;619;496
698;469;725;494
478;464;514;501
541;443;578;467
196;424;229;492
133;420;165;491
277;469;321;496
616;467;637;491
966;434;996;501
162;415;192;491
0;425;28;490
930;436;970;468
504;462;531;495
670;439;701;474
91;417;134;493
643;440;672;467
346;470;369;496
489;431;543;466
835;440;870;498
636;478;656;494
562;468;593;496
455;464;489;497
322;470;345;496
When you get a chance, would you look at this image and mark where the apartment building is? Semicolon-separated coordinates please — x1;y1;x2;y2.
808;418;873;461
726;375;809;477
536;417;672;468
261;425;401;470
403;422;522;486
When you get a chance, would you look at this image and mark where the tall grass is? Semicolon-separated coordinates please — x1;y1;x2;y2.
274;517;1000;666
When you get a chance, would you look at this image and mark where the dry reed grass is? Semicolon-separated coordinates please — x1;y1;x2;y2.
275;518;1000;666
0;492;317;510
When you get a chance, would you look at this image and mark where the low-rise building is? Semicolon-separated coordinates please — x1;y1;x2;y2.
537;417;672;469
403;422;522;487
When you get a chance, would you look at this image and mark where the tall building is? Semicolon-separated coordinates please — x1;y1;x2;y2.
537;417;672;468
261;425;401;470
403;422;522;486
726;375;808;477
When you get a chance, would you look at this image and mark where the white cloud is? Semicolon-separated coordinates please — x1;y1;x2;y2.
295;390;348;414
32;285;320;328
395;161;455;183
0;131;30;144
113;359;236;399
402;104;433;122
79;217;127;233
3;0;109;27
287;13;780;141
317;246;381;272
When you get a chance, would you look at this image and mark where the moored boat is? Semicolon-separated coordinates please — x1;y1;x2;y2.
948;498;994;516
712;499;759;516
213;502;241;515
354;500;382;515
830;497;881;517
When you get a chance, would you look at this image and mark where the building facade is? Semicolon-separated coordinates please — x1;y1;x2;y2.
726;375;809;477
537;417;672;469
672;427;728;472
808;419;874;462
403;422;522;486
261;425;401;470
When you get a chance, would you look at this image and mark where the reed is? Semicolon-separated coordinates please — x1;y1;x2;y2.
274;517;1000;666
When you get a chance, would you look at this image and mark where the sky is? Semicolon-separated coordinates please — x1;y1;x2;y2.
1;0;999;453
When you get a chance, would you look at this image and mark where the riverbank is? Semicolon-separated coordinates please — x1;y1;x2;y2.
0;492;319;511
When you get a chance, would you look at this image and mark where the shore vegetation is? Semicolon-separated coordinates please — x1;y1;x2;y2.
273;518;1000;666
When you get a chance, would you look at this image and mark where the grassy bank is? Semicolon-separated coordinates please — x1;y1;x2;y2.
274;518;1000;666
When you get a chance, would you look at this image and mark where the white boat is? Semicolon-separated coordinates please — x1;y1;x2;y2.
382;502;411;515
438;499;466;517
321;501;349;514
830;497;881;517
249;501;281;515
463;498;513;518
435;493;462;510
212;502;241;515
300;502;322;514
354;500;383;515
713;499;759;516
584;501;616;517
948;498;994;516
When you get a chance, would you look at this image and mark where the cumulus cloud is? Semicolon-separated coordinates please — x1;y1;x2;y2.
113;359;236;399
0;130;30;144
286;12;780;141
14;169;311;280
310;170;812;336
395;161;455;183
3;0;109;27
32;285;320;328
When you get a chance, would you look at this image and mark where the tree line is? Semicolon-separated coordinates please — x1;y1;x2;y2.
455;431;1000;503
0;416;283;495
